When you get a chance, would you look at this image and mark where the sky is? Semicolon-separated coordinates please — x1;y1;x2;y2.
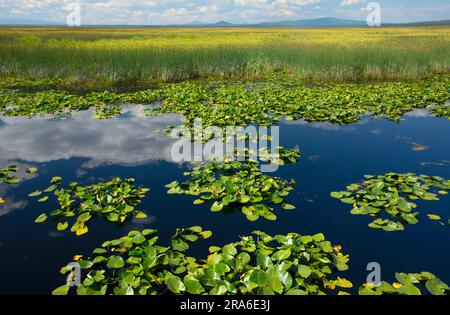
0;0;449;25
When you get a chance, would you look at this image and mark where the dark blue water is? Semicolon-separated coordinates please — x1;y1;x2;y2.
0;106;449;294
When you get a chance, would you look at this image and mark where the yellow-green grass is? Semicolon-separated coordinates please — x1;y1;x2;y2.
0;26;449;84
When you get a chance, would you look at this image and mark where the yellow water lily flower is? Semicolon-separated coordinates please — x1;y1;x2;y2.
393;282;403;289
75;226;89;236
324;282;336;290
112;247;127;254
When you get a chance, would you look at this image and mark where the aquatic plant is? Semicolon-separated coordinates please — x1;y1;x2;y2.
331;173;450;231
31;177;149;236
429;105;450;120
53;227;351;295
0;165;37;204
359;272;450;295
229;146;300;166
93;105;123;119
1;77;448;126
0;165;20;204
1;27;449;83
0;88;145;118
426;213;450;227
0;89;91;117
166;161;296;221
192;230;351;295
0;165;20;185
145;77;450;129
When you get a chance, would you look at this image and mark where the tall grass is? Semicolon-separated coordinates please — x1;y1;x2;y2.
0;27;449;84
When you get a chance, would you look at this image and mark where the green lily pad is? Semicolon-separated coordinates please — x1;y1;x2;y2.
332;173;450;232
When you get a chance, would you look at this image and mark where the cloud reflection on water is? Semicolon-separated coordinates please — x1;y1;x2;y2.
0;106;184;168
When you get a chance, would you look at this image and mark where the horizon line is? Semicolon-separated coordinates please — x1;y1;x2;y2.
1;17;449;27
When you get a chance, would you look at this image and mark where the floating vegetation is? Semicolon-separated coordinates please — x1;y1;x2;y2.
429;105;450;120
26;167;38;174
0;89;93;117
1;77;448;126
410;142;430;152
31;177;150;236
420;160;450;167
331;173;450;232
145;77;450;129
0;165;20;185
166;161;296;221
427;213;450;227
93;104;123;119
0;165;37;204
232;146;300;166
359;272;450;295
194;230;351;295
53;228;352;296
394;135;431;152
0;86;160;118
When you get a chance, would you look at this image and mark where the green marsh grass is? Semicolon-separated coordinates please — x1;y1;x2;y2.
0;27;449;84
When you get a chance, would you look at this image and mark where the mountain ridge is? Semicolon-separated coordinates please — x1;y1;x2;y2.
1;17;449;27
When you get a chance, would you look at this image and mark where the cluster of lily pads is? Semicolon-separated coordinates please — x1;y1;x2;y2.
225;146;300;166
31;177;149;236
145;78;450;129
0;165;37;204
429;104;450;120
331;173;450;231
1;76;448;124
166;161;296;221
93;104;123;119
53;227;353;295
0;86;160;118
0;165;20;186
359;272;450;295
0;165;20;204
54;226;450;296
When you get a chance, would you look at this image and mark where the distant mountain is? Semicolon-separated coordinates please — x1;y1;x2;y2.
255;17;367;27
176;17;450;28
213;21;235;27
174;17;366;27
185;20;236;27
1;17;449;27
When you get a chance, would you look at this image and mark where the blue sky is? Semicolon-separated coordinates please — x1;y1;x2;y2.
0;0;449;24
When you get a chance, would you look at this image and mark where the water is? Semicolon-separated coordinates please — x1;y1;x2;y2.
0;106;449;294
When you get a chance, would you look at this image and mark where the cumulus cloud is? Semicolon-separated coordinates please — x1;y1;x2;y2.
0;0;326;24
340;0;366;6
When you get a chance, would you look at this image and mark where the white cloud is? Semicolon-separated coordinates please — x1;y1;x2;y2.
161;8;187;18
340;0;366;6
0;0;447;24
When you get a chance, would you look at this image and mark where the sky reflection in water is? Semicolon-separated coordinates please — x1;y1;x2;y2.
0;107;449;294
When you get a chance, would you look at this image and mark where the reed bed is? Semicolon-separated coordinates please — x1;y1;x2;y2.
0;26;449;84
